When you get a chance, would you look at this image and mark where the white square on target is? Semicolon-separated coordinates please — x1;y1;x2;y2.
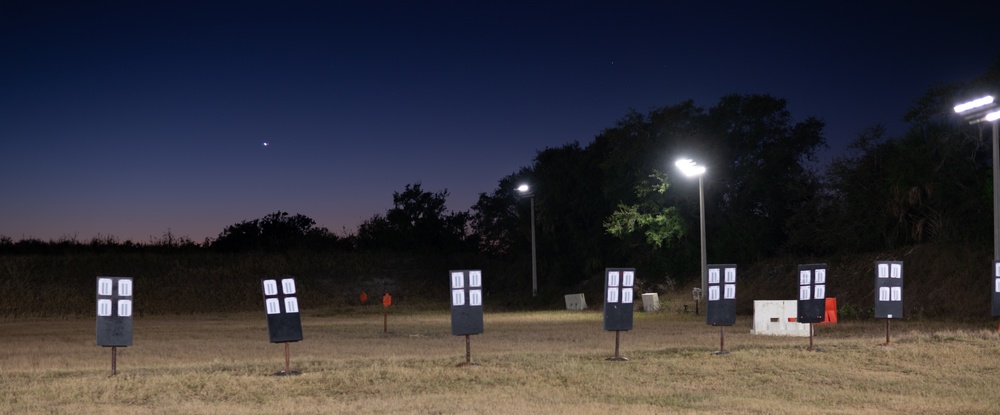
97;299;112;316
815;269;826;284
98;278;113;296
725;268;736;283
118;279;132;297
452;289;465;306
800;286;811;300
118;299;132;317
621;288;633;303
469;271;482;287
606;288;619;303
708;286;720;301
451;272;464;289
469;289;482;306
890;287;901;302
265;298;280;314
608;271;620;287
800;271;811;286
281;278;296;295
814;284;825;299
622;271;634;287
708;268;720;284
284;297;299;313
724;284;736;299
879;287;890;302
890;264;901;279
996;278;1000;293
878;264;889;279
263;280;278;296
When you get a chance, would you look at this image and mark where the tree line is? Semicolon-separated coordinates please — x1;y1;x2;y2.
3;56;999;299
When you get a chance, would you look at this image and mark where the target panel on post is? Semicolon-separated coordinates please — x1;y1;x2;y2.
450;270;484;336
96;277;133;347
262;277;303;343
993;261;1000;317
706;264;737;326
603;268;635;331
797;264;827;323
875;261;903;319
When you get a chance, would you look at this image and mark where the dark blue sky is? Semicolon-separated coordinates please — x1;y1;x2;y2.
2;1;997;242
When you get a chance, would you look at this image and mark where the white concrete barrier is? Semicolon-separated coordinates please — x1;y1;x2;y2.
752;300;810;337
641;293;660;312
564;293;587;310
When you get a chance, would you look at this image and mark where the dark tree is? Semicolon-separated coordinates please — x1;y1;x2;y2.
355;183;472;253
212;211;339;252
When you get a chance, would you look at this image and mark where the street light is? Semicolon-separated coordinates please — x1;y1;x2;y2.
954;95;1000;260
517;184;538;297
675;158;708;303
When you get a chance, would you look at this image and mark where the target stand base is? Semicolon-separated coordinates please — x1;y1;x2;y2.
273;370;302;376
605;356;629;362
713;350;730;356
455;362;480;367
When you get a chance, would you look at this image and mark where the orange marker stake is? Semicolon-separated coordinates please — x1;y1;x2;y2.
382;293;392;333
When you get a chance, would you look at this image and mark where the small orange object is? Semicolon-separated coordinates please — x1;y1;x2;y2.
360;291;368;304
382;293;392;307
788;317;796;322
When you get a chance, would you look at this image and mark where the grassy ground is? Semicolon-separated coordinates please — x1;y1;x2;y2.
2;307;999;414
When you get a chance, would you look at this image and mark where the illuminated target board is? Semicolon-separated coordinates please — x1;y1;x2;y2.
875;261;903;319
797;264;827;324
96;277;133;347
603;268;635;331
450;270;484;336
262;277;303;343
706;264;737;326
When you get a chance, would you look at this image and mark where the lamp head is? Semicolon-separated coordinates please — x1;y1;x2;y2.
675;158;706;177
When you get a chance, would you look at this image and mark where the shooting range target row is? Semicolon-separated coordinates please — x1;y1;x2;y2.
92;259;1000;375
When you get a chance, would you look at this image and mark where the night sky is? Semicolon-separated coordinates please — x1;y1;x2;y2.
2;1;997;242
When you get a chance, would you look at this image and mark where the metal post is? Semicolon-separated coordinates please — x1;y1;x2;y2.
808;323;814;351
111;346;117;376
698;175;707;299
284;342;290;374
606;330;628;361
465;335;471;364
384;307;388;333
885;319;891;345
614;331;621;359
530;196;537;297
720;326;725;354
993;121;999;261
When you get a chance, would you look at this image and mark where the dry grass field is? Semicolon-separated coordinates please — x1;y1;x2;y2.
2;306;1000;415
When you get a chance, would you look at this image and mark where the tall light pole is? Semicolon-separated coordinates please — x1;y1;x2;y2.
954;95;1000;260
675;158;708;298
517;184;538;297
